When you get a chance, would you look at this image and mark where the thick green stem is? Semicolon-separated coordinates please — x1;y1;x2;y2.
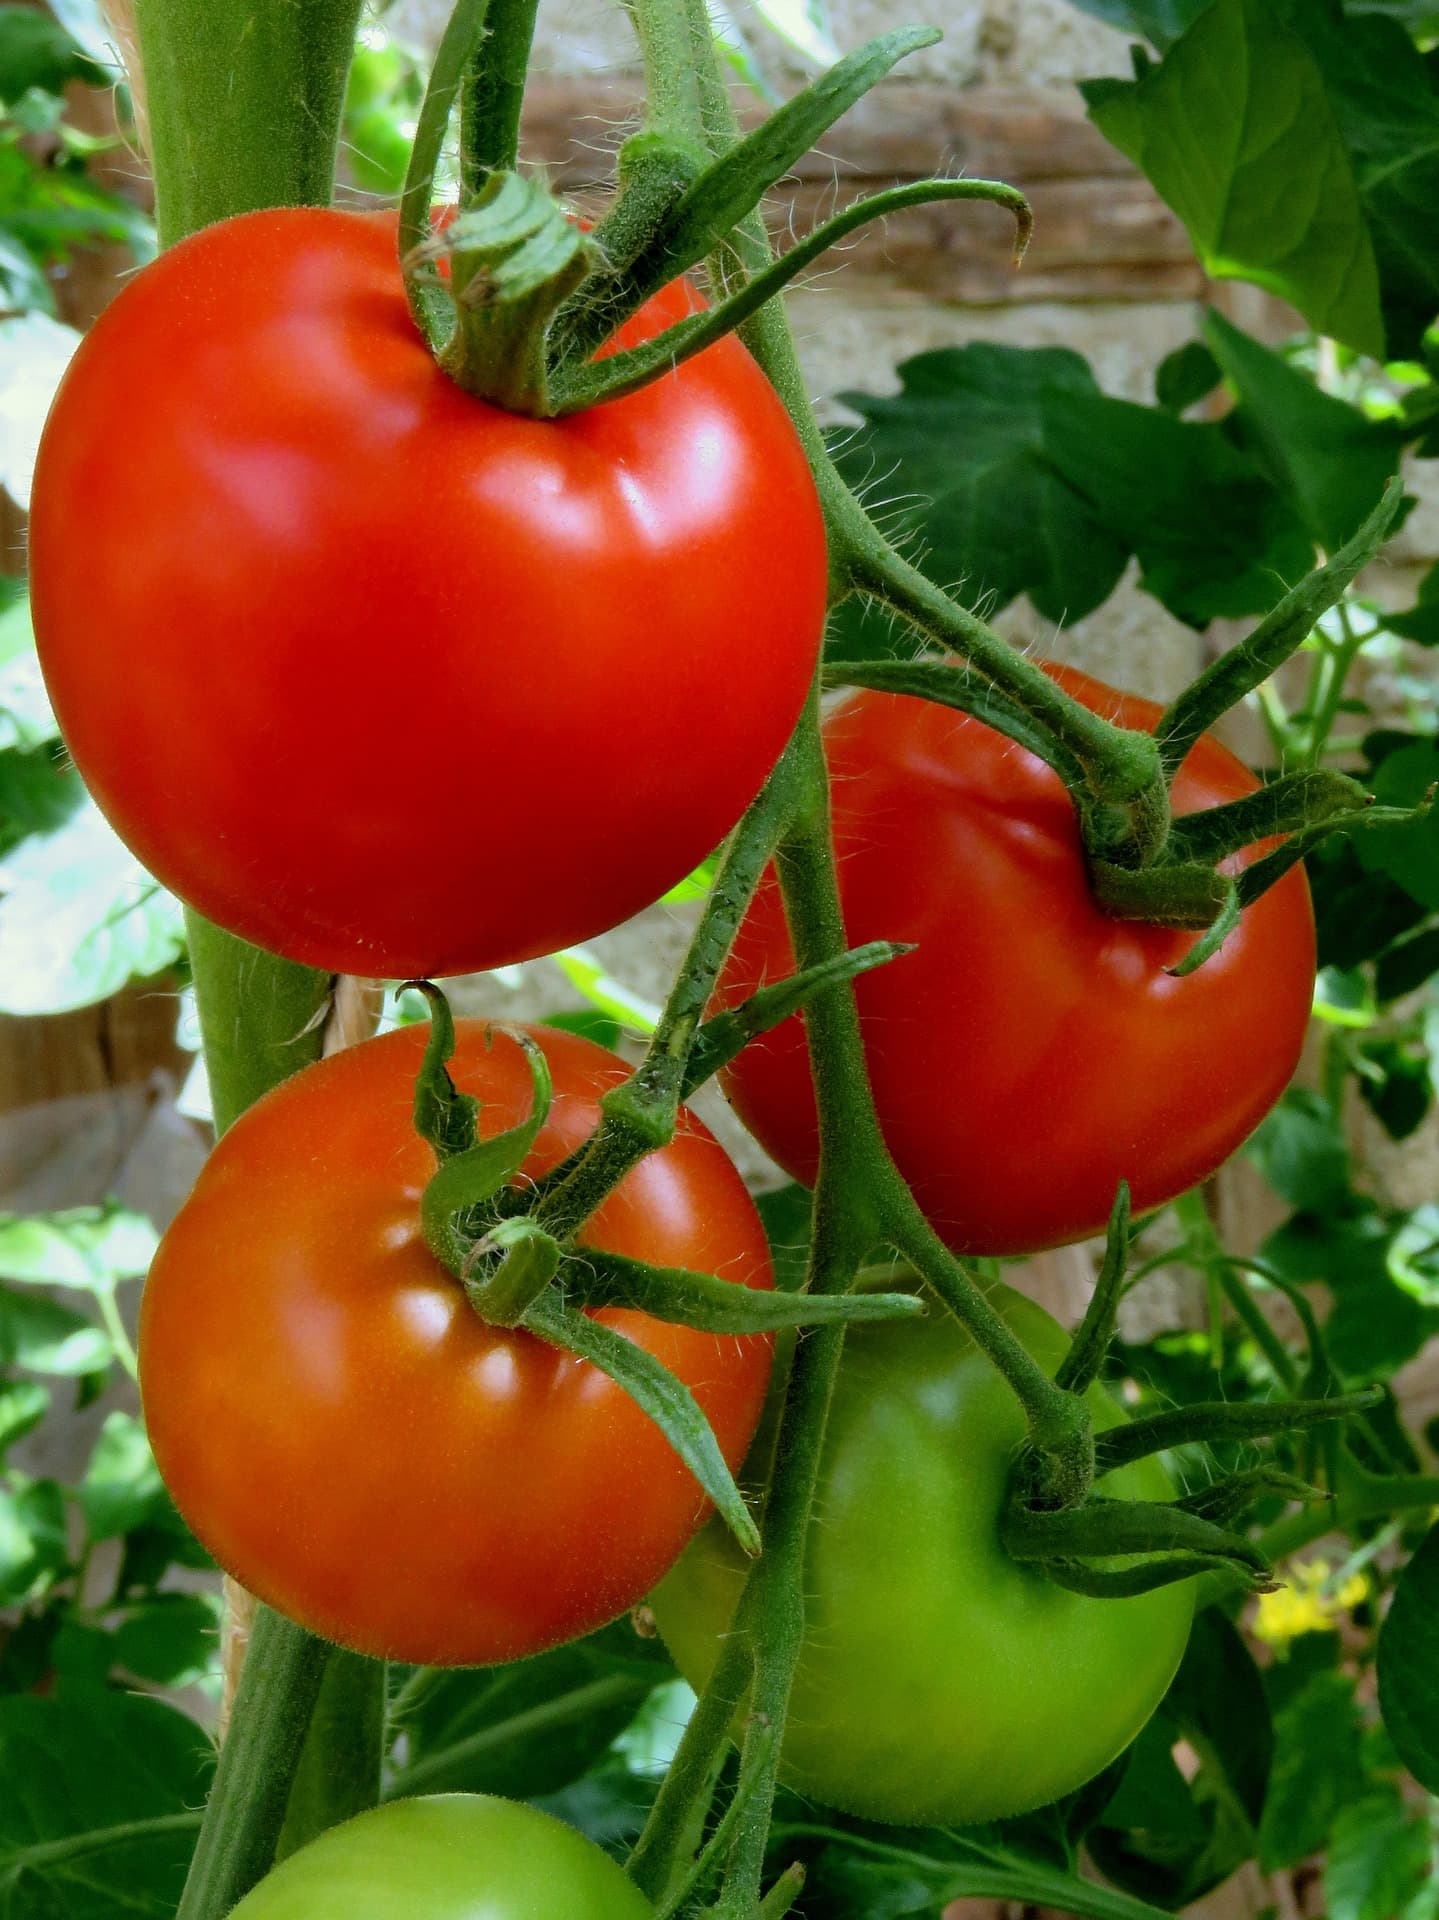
184;916;331;1137
274;1651;386;1860
139;8;382;1910
135;0;363;247
175;1610;333;1919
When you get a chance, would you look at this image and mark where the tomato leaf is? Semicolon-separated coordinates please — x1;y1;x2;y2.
1377;1516;1439;1793
1066;0;1210;49
1201;310;1403;552
834;344;1129;629
1084;0;1384;357
0;1283;110;1375
1325;1786;1434;1920
0;1691;208;1918
774;1803;1179;1920
79;1412;169;1543
1259;1664;1367;1869
0;801;185;1017
834;340;1312;637
389;1620;672;1801
0;1476;67;1606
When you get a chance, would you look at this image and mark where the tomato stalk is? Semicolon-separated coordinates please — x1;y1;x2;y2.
134;4;387;1913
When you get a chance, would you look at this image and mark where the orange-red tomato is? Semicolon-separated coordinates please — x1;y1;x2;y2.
139;1022;774;1666
29;208;826;978
717;665;1316;1255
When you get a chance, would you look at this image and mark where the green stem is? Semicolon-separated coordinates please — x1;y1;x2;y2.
184;915;331;1137
398;0;492;340
836;525;1163;814
274;1651;386;1861
1305;601;1368;767
139;8;385;1908
459;0;541;189
175;1609;333;1919
135;0;362;247
535;747;799;1240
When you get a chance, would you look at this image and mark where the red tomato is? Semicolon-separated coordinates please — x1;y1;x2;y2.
139;1022;775;1665
29;208;826;977
717;665;1316;1255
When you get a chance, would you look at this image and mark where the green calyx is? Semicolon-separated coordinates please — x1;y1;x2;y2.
830;479;1416;968
397;19;1031;419
407;983;922;1556
1000;1184;1383;1597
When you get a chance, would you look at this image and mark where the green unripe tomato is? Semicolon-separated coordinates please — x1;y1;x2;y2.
652;1281;1195;1827
228;1795;653;1919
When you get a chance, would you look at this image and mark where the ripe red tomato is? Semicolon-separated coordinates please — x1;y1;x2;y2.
29;208;826;978
653;1279;1194;1827
228;1795;653;1918
717;665;1316;1254
139;1021;775;1666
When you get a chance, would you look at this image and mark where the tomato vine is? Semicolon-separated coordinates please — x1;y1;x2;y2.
22;2;1439;1918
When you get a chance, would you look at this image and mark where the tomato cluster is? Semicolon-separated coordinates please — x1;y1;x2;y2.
31;183;1322;1908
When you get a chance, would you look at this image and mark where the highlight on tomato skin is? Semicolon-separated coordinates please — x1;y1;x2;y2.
137;1021;776;1668
716;663;1318;1257
27;205;829;980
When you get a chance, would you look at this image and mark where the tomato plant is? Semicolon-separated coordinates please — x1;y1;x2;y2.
652;1278;1194;1827
717;665;1317;1255
227;1794;653;1917
27;206;827;979
138;1021;775;1666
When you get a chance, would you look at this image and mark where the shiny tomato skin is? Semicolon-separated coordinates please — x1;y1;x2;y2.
227;1795;653;1918
652;1280;1195;1827
138;1022;774;1666
29;207;826;978
717;664;1316;1255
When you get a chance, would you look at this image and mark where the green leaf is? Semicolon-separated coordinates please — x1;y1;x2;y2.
1258;1665;1366;1868
1377;1515;1439;1792
1085;0;1385;357
0;11;107;100
1202;310;1402;550
0;803;185;1015
1245;1088;1352;1213
1325;1787;1433;1920
1385;563;1439;648
0;1206;157;1293
755;1183;813;1294
1067;0;1211;49
1375;925;1439;1000
0;1691;209;1917
1356;1033;1432;1139
0;598;57;754
779;1813;1178;1920
1353;741;1439;909
112;1593;223;1687
390;1619;671;1800
0;1476;66;1606
0;1380;46;1459
79;1412;166;1542
835;344;1129;625
1154;339;1221;413
0;1284;110;1375
1283;2;1439;360
1041;386;1313;625
1093;1610;1272;1907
